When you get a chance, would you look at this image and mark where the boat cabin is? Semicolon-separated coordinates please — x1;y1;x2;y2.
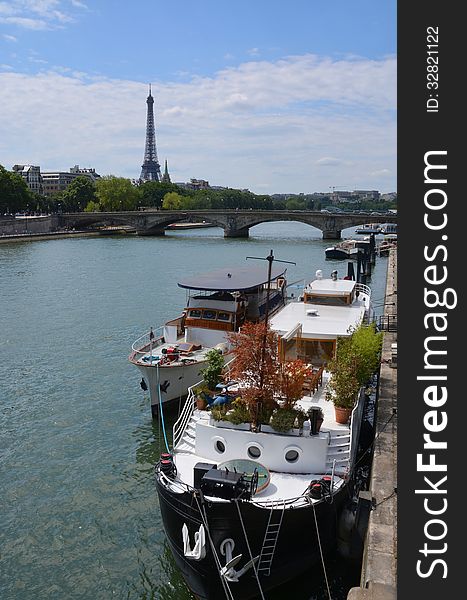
177;264;287;348
270;271;371;366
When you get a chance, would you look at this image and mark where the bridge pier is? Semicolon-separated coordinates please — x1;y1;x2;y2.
223;228;249;238
136;228;166;236
322;229;342;240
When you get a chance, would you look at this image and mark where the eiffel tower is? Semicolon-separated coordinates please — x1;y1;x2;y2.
140;84;162;182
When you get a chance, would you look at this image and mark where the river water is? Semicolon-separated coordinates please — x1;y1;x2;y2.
0;222;388;600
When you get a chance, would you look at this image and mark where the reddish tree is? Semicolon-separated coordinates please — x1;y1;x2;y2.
228;322;279;426
228;322;313;426
279;360;313;409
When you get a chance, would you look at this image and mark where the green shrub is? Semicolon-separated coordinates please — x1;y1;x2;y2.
200;349;225;390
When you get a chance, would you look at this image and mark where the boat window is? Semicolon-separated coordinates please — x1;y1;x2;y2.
189;309;202;318
247;446;261;459
215;440;226;454
298;340;335;364
217;312;230;322
305;294;349;306
203;310;216;320
285;449;299;463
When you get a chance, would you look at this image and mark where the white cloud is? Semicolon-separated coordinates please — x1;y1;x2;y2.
0;15;48;29
0;54;396;193
0;0;77;29
2;33;17;41
316;157;344;167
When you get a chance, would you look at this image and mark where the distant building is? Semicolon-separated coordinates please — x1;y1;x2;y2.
330;189;381;204
41;165;101;196
352;190;381;201
330;191;355;204
176;178;210;191
12;164;43;194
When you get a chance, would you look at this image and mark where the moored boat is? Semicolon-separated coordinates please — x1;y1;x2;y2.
377;235;397;256
154;269;374;598
129;263;288;417
378;223;397;235
355;223;381;235
325;238;370;260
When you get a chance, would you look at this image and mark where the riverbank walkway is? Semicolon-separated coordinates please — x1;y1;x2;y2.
348;247;397;599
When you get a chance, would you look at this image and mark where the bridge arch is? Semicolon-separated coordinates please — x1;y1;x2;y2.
60;210;396;240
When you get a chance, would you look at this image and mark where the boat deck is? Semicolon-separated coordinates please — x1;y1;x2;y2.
134;339;209;367
172;372;353;505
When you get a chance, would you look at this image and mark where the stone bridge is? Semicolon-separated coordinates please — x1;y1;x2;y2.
59;210;397;240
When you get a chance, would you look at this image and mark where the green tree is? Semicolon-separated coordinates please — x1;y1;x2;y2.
162;191;184;210
285;198;306;211
95;176;140;211
326;323;383;408
0;165;33;214
84;200;101;212
139;181;180;209
61;176;96;212
190;194;211;209
350;323;383;385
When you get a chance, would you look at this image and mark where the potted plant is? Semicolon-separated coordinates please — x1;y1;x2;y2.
326;324;383;424
270;407;298;433
193;383;211;410
199;349;225;392
228;322;279;431
269;406;307;434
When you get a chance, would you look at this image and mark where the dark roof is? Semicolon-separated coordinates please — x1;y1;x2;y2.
178;264;287;292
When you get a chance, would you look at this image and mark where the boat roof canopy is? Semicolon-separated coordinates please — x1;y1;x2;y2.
178;264;287;292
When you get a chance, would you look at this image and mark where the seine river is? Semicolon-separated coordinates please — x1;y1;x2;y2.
0;222;389;600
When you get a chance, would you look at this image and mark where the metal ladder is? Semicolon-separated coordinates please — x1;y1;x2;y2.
257;501;285;576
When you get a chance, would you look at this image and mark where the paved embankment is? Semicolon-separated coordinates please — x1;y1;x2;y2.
348;247;397;600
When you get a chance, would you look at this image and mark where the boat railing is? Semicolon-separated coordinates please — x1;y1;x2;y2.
173;357;236;449
375;314;398;332
130;326;165;360
355;282;372;299
173;381;199;448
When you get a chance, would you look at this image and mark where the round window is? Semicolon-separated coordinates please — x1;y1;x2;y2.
215;440;225;453
247;445;261;459
285;449;299;463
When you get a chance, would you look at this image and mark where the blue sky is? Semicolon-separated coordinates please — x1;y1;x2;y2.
0;1;396;193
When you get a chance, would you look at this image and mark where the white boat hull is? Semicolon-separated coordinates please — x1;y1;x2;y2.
136;360;207;414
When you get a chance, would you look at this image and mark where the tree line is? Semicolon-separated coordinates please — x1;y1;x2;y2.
0;165;396;215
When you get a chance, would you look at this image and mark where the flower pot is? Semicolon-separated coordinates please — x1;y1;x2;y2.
334;406;352;424
196;397;207;410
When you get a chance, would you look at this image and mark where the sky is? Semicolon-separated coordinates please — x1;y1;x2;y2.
0;1;396;194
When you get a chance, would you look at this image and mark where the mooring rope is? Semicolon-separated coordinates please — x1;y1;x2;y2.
193;494;235;600
235;499;266;600
309;497;332;600
156;364;170;453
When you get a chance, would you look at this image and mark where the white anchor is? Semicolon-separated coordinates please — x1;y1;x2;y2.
219;538;259;583
182;523;207;561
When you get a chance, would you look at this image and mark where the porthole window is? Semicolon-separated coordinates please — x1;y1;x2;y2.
215;440;226;454
285;449;299;463
247;445;261;459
